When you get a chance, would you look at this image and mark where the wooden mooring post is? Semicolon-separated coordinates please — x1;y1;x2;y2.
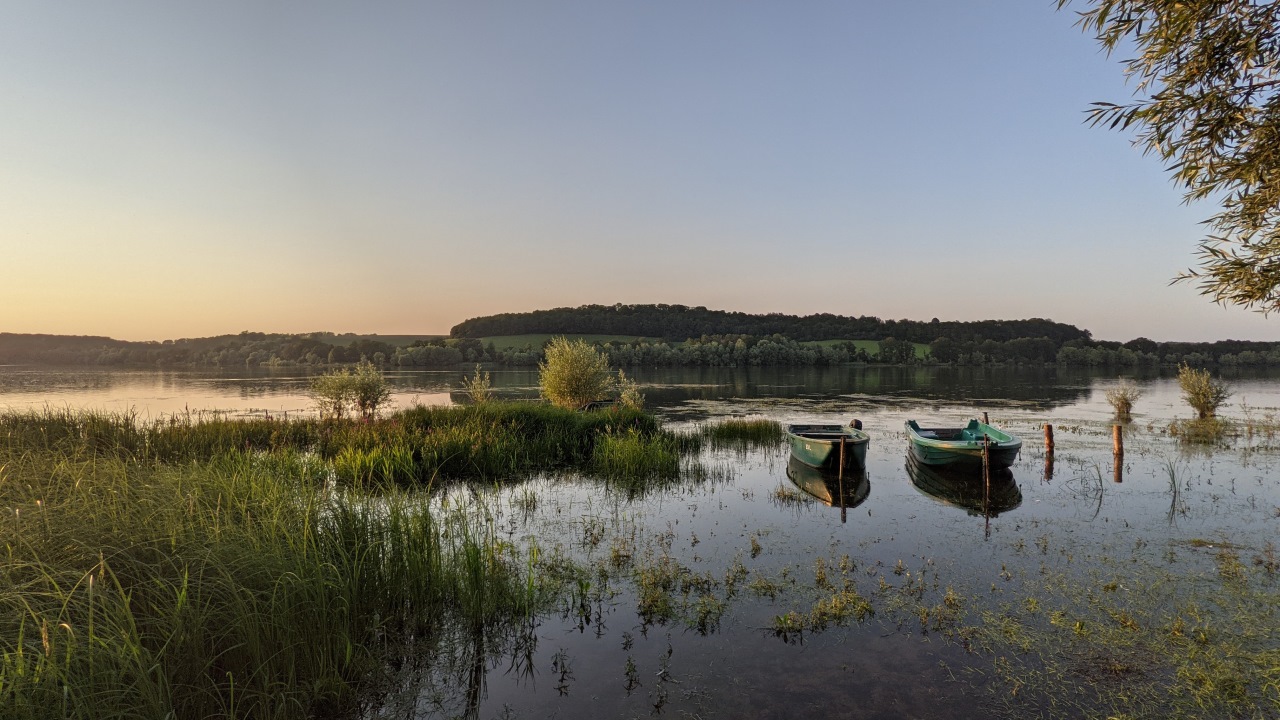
1043;423;1055;480
1113;424;1124;483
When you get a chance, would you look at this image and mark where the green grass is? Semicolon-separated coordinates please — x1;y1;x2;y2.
701;418;784;452
477;334;661;351
318;333;445;347
0;403;685;487
803;339;930;359
0;439;554;719
0;404;719;718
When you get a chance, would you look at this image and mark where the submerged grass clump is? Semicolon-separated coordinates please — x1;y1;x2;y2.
1169;417;1233;445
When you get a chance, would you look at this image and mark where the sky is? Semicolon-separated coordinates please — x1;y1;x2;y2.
3;1;1279;344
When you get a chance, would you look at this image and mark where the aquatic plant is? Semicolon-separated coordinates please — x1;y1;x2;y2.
1178;363;1231;420
0;440;552;719
460;364;495;404
701;418;784;450
1104;379;1143;419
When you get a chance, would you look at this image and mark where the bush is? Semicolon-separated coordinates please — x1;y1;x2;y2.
1177;364;1231;420
539;337;614;409
617;369;644;409
310;361;392;419
1105;379;1143;419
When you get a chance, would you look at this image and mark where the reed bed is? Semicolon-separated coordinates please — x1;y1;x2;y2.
0;404;710;717
700;418;784;452
0;411;595;719
1;402;683;487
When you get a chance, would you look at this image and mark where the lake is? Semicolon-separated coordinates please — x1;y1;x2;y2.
3;364;1278;718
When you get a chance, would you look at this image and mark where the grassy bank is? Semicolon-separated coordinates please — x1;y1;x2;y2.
0;402;689;487
0;445;554;718
0;404;710;718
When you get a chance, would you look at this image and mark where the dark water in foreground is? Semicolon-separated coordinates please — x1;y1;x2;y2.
3;365;1279;718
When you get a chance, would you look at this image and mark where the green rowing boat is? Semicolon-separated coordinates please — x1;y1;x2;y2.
904;418;1021;468
785;423;869;471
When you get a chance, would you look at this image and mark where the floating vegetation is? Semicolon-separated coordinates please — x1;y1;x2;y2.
956;554;1280;719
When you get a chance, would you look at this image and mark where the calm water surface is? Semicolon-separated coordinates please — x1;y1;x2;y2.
3;365;1279;718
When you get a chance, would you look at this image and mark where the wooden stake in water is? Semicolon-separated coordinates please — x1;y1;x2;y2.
838;435;847;524
1043;423;1055;480
1113;424;1125;483
982;434;992;539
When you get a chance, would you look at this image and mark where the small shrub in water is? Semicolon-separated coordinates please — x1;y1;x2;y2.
310;360;392;419
1177;364;1231;420
539;337;614;410
1105;380;1143;419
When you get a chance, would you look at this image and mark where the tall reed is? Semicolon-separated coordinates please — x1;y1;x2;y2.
0;434;547;719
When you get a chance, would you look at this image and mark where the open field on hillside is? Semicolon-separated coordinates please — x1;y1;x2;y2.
478;334;659;351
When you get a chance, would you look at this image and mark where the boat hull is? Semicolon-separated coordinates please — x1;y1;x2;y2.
904;419;1021;469
785;424;869;471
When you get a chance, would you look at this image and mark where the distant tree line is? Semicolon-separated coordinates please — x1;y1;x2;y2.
6;320;1280;369
450;304;1092;345
0;332;465;369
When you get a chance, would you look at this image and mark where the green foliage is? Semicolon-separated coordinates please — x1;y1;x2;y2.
460;364;495;404
0;436;543;719
450;304;1091;346
309;360;391;419
1177;363;1232;419
1105;379;1144;418
1063;0;1280;311
309;369;354;420
539;337;614;409
616;369;644;409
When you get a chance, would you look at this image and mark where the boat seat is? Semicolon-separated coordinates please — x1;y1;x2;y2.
918;429;963;440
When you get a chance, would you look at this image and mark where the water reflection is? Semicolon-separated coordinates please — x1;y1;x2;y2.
904;454;1023;518
784;457;870;513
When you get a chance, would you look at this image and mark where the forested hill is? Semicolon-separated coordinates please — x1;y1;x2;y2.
0;332;437;367
450;304;1092;345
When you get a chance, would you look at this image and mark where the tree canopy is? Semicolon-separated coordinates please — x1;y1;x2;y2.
1063;0;1280;312
449;304;1091;345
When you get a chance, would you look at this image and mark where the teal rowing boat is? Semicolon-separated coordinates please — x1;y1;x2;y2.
785;423;869;471
904;419;1021;468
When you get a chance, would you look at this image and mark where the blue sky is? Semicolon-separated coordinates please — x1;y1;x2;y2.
3;1;1277;342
